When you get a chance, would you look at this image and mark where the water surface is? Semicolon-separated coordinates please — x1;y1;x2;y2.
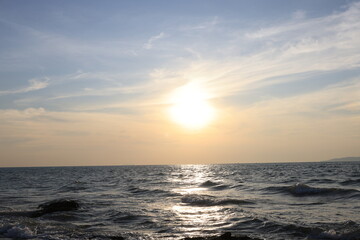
0;162;359;239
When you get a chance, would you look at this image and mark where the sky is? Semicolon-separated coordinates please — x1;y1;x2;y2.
0;0;359;167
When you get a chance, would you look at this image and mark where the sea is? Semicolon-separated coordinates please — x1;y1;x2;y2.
0;161;359;240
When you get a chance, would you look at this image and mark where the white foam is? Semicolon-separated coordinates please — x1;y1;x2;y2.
3;225;35;239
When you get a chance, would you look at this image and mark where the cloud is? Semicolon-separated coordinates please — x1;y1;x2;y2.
143;32;166;49
26;78;49;91
3;2;359;117
0;107;68;123
23;107;46;116
0;18;140;73
292;10;306;20
0;78;49;96
248;79;360;117
181;16;219;31
178;2;360;99
246;2;360;40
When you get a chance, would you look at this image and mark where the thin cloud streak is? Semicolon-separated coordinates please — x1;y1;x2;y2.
143;32;166;49
0;78;49;96
181;16;219;31
181;2;360;100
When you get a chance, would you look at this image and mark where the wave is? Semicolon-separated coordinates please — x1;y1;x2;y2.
340;178;360;186
265;183;360;197
288;202;326;206
210;184;230;191
106;211;143;223
127;186;178;197
0;221;126;240
199;180;220;187
309;229;360;240
182;232;262;240
0;210;33;218
199;180;231;191
308;221;360;240
57;180;89;193
307;178;337;184
230;217;360;240
181;194;254;207
263;222;360;240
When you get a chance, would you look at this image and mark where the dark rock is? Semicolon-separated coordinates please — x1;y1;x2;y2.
91;235;125;240
109;237;125;240
31;199;80;218
183;232;262;240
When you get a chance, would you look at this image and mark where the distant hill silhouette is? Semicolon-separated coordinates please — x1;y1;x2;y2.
326;157;360;162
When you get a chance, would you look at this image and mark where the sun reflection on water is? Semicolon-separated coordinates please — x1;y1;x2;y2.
168;165;232;236
172;205;227;232
170;165;208;184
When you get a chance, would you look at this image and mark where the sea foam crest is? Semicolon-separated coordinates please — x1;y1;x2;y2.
0;225;35;239
309;227;360;240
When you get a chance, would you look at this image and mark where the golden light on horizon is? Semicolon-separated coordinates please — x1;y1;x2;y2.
168;83;215;130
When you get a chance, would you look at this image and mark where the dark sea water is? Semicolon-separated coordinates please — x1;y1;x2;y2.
0;162;359;240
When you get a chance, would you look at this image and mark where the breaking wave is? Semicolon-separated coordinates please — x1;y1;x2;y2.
0;224;35;239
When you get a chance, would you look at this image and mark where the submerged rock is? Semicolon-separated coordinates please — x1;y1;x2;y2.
31;199;80;218
183;232;262;240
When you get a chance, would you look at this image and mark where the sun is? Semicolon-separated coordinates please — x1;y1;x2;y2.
169;83;215;130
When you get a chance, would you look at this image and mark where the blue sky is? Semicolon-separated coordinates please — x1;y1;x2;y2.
0;0;359;166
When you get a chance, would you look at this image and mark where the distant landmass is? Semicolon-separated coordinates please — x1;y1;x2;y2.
326;157;360;162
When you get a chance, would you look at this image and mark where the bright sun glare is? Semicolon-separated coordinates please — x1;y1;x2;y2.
169;83;215;130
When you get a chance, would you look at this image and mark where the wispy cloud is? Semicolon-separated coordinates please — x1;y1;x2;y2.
143;32;166;49
0;18;140;72
292;10;306;20
0;78;49;96
246;2;360;40
179;2;360;98
247;78;360;117
3;2;360;117
182;16;219;31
